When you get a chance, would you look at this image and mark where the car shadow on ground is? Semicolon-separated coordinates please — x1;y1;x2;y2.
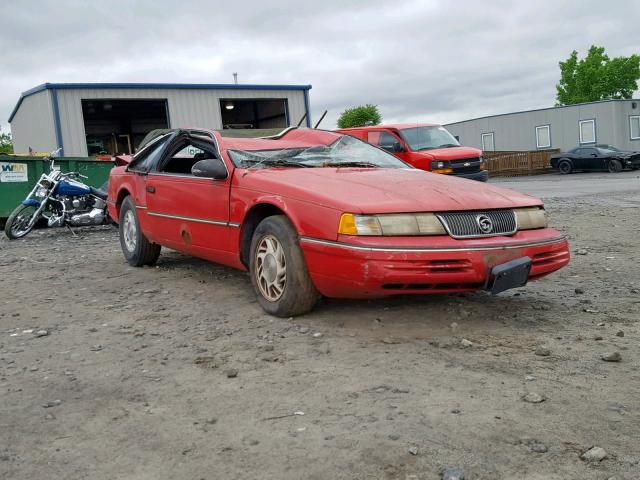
153;249;558;337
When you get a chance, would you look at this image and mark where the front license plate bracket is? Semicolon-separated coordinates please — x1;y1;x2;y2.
486;256;532;295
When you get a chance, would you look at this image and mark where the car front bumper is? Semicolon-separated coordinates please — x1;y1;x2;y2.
453;169;489;182
300;229;569;298
624;157;640;169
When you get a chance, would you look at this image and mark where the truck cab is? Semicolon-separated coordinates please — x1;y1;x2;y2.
336;124;488;181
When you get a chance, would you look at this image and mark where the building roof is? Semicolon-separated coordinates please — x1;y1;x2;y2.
338;123;439;131
445;98;640;126
8;82;313;122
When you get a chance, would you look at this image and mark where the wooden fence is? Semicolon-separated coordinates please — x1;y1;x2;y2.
484;149;559;177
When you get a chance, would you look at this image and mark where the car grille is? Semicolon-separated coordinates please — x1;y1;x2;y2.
436;210;517;239
450;157;481;174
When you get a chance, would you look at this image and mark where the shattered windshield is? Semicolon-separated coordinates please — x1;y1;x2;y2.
228;134;409;169
399;126;460;151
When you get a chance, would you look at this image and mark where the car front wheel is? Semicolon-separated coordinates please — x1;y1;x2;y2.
249;215;320;317
558;159;573;174
608;159;623;173
119;196;161;267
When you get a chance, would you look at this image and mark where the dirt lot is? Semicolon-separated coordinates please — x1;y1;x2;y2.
1;185;639;480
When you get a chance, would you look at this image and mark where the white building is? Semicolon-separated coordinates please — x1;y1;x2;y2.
446;99;640;152
9;82;312;156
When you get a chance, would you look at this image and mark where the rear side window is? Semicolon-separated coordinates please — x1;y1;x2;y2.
128;135;171;172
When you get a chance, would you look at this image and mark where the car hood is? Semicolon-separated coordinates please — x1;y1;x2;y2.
237;167;542;213
413;146;482;160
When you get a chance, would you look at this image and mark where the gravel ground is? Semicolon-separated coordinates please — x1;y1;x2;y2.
1;189;639;480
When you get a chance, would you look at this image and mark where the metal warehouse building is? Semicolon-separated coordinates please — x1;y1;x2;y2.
9;82;312;156
446;99;640;152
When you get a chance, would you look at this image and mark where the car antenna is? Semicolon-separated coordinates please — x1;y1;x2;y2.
313;110;327;129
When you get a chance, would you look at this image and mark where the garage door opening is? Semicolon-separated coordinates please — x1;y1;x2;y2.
220;99;289;129
82;99;169;155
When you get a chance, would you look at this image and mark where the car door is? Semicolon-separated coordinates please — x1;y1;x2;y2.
144;134;232;258
580;147;601;170
571;148;589;169
366;130;410;162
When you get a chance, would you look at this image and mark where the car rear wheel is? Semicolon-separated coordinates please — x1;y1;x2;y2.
119;196;161;267
249;215;320;317
558;159;573;174
608;159;623;173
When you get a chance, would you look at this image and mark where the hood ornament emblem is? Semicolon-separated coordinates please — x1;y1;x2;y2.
476;214;493;234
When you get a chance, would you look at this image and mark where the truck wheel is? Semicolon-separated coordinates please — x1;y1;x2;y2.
607;159;622;173
558;159;573;174
249;215;320;317
119;196;161;266
5;204;39;239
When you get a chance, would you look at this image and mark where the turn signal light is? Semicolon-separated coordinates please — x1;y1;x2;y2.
338;213;358;235
432;168;453;174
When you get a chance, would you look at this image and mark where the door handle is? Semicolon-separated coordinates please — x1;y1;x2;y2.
146;186;156;193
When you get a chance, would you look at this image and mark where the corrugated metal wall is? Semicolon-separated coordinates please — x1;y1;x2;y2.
446;100;640;152
55;88;307;156
10;90;58;154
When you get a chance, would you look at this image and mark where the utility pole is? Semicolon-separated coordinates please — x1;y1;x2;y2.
233;73;238;84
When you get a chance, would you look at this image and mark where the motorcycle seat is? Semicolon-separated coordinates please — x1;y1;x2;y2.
90;186;108;200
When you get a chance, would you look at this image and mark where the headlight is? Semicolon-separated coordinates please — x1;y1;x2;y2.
338;213;447;236
35;187;48;198
515;207;548;230
429;160;453;174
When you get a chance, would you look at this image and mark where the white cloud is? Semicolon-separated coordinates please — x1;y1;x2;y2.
1;0;638;133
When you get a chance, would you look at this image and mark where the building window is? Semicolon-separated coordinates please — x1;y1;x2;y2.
535;125;551;149
630;115;640;140
481;132;495;151
579;119;596;144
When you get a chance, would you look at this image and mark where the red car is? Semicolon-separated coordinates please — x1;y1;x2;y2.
336;123;488;181
107;128;569;317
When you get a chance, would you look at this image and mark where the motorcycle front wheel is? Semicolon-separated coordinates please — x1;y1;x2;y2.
4;204;39;239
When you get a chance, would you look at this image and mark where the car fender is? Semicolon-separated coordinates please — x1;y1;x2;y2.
232;190;342;240
239;194;304;232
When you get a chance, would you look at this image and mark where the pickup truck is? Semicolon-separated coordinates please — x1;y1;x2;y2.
336;123;488;181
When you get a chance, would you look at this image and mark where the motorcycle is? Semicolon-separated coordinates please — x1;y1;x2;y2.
4;149;110;239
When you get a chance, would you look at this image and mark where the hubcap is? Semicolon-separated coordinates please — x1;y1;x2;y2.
255;235;286;302
122;210;137;252
11;206;37;237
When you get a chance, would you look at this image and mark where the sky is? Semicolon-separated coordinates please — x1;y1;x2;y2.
1;0;638;134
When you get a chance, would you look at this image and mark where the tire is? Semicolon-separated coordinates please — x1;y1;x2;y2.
118;196;161;266
249;215;320;317
4;204;39;239
607;159;623;173
558;159;573;174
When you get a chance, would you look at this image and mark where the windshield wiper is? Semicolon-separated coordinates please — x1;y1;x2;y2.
244;158;311;169
321;161;379;168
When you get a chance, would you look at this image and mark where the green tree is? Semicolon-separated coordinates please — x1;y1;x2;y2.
556;45;640;105
0;132;13;154
337;104;382;128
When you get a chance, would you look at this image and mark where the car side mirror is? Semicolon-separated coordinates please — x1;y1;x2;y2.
192;158;228;180
393;141;404;153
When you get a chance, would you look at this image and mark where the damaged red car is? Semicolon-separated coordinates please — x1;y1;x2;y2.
107;128;570;317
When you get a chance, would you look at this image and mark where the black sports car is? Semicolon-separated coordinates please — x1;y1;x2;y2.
550;145;640;174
